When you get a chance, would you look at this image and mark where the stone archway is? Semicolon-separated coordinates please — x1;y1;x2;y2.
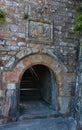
3;53;73;121
20;64;58;113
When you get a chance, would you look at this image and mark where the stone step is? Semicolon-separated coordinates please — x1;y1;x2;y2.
19;113;62;121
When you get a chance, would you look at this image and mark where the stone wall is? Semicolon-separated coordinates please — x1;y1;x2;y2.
0;0;79;123
75;38;82;124
0;0;78;70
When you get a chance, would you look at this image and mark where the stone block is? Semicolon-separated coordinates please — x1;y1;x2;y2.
6;41;17;45
1;31;11;40
7;45;19;51
0;39;6;46
41;54;53;65
17;42;26;46
0;0;6;7
3;68;21;82
0;90;5;97
17;37;26;42
29;54;42;64
26;48;32;55
16;49;26;60
22;58;31;68
7;83;16;90
5;57;15;69
17;33;25;38
16;61;25;70
58;96;71;115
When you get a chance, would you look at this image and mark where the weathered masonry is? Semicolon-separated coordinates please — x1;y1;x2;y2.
0;0;81;124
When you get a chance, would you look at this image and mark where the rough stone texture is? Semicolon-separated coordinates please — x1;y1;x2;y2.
3;87;18;121
0;117;77;130
0;0;80;125
0;0;78;71
75;39;82;125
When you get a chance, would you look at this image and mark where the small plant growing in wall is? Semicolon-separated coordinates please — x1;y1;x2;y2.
23;13;29;20
0;9;5;24
73;4;82;35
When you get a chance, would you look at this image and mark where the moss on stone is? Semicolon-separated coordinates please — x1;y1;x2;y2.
0;9;5;24
23;13;29;20
73;4;82;34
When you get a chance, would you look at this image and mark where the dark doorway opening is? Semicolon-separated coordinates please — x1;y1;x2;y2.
20;65;57;119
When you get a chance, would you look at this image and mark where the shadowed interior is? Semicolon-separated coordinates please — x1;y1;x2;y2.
20;65;57;107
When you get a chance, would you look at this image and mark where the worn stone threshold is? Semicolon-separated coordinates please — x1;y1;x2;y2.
0;117;77;130
19;100;63;121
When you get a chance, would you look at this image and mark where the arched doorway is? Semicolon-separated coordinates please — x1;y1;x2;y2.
3;53;71;121
20;64;58;117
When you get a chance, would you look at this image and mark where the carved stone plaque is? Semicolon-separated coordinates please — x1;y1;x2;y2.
27;19;53;44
